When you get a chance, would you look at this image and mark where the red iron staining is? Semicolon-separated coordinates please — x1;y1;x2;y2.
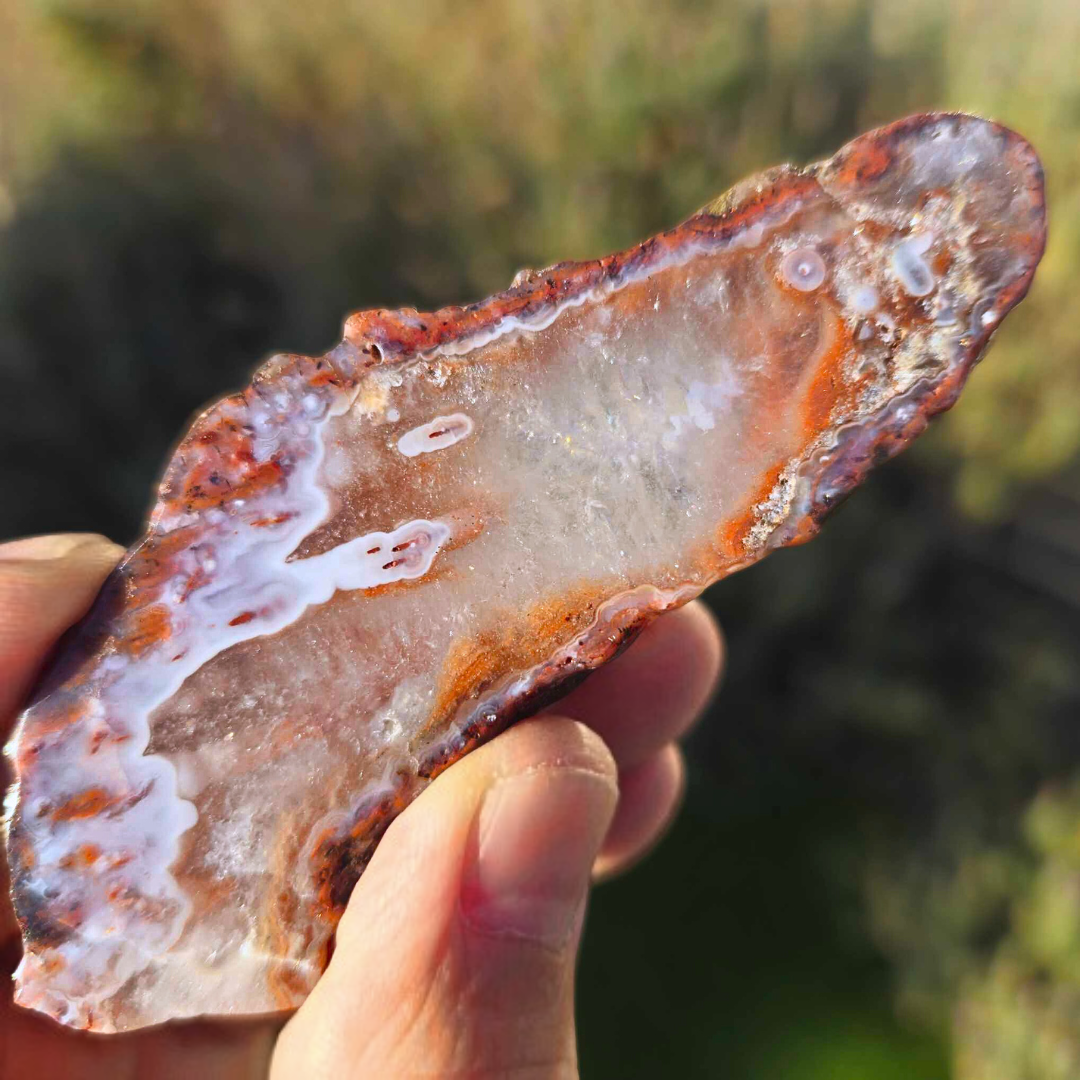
49;789;115;823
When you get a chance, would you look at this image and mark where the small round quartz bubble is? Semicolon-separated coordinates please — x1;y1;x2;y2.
891;232;936;297
780;247;827;292
850;285;879;315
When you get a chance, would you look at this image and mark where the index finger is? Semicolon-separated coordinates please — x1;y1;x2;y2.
544;600;724;769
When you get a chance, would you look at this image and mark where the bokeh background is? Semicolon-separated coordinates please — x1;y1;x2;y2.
1;0;1079;1075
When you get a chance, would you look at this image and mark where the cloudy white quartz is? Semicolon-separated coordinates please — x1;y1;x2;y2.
891;231;936;296
397;413;475;457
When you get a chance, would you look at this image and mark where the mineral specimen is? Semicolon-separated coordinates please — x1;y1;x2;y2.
4;113;1046;1032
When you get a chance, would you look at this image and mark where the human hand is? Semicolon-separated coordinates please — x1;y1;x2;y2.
1;534;723;1078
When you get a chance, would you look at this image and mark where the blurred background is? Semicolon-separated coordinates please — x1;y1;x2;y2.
1;0;1078;1075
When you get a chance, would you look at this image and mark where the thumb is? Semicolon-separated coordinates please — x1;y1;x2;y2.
273;717;618;1080
0;533;123;726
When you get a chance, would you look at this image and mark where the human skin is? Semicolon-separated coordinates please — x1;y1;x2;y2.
0;533;722;1079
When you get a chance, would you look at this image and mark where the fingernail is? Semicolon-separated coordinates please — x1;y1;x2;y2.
0;534;117;563
461;766;615;949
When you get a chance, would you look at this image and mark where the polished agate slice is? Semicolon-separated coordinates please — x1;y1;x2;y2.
5;113;1046;1031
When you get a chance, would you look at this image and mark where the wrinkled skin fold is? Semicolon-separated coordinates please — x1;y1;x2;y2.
4;112;1046;1031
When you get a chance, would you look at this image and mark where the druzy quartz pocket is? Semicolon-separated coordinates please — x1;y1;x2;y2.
5;113;1046;1031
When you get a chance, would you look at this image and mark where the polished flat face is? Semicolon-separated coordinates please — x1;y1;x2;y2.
5;113;1046;1032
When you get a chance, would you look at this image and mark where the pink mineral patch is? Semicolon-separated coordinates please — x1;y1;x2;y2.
5;112;1046;1031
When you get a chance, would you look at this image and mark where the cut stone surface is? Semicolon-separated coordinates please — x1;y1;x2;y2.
5;113;1046;1031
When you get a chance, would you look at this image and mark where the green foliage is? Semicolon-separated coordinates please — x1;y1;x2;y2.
951;783;1080;1080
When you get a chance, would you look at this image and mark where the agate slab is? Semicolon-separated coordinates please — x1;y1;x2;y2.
4;113;1046;1031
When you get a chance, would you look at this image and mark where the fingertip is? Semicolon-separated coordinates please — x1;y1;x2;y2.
680;600;725;678
0;533;123;724
461;721;618;949
0;535;122;633
647;601;725;704
594;744;686;881
0;533;124;563
377;717;618;846
551;600;724;769
484;716;618;791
